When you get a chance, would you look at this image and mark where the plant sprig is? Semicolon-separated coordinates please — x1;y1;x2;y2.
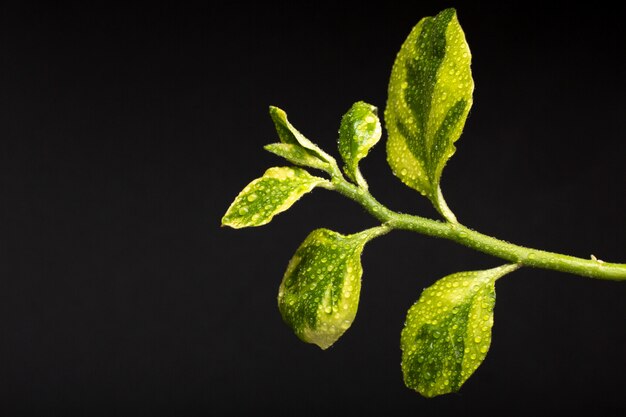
221;8;625;397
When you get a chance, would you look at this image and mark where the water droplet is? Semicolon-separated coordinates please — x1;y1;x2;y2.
474;336;482;343
238;207;248;216
247;194;258;202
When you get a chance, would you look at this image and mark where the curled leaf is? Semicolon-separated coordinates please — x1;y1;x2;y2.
264;143;331;172
338;101;381;188
278;227;385;349
221;166;329;228
269;106;336;168
401;264;518;397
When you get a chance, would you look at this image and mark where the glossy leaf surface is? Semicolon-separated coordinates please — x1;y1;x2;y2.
401;264;518;397
269;106;336;168
222;167;329;228
278;228;380;349
338;101;381;188
264;143;331;172
385;8;473;219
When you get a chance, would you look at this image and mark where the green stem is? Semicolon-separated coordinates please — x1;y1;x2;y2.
330;176;626;281
434;185;457;224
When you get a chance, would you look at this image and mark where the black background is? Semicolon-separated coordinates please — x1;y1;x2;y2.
1;1;625;416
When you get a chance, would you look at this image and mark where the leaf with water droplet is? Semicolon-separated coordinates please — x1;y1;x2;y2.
222;166;330;228
277;227;385;349
400;264;518;397
264;143;331;172
269;106;336;169
385;8;474;221
337;101;381;189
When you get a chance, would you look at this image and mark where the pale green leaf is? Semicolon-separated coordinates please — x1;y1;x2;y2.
277;227;385;349
338;101;381;189
264;143;331;172
221;167;329;228
385;7;474;221
400;264;519;397
269;106;336;167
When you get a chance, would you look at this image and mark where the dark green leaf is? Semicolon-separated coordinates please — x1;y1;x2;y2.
278;227;386;349
401;264;518;397
385;8;474;221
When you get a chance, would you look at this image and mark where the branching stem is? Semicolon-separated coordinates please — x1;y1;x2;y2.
329;175;626;281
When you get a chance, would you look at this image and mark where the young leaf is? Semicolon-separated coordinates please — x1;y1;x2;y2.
264;143;331;172
221;166;330;228
400;264;518;397
385;7;474;221
269;106;337;168
338;101;382;189
277;227;385;350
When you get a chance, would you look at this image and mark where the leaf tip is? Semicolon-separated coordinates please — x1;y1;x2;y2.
219;217;245;229
268;105;284;118
440;7;458;18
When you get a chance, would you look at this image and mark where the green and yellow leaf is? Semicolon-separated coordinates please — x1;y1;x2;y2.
338;101;381;189
385;7;474;221
401;264;518;397
278;228;384;349
221;166;329;228
264;143;331;172
269;106;336;169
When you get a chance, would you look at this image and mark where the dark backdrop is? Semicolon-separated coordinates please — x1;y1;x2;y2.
1;2;624;416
